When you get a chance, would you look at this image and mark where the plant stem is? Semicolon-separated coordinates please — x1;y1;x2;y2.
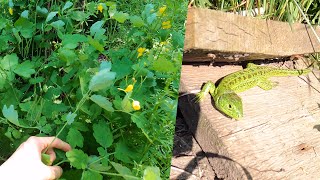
43;90;91;153
87;168;140;179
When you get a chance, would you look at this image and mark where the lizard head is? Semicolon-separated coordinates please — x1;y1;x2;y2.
215;92;243;120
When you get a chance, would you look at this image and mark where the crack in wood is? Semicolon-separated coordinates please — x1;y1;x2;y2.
248;166;285;173
231;22;254;37
216;27;238;37
265;20;273;45
219;122;269;138
207;38;229;44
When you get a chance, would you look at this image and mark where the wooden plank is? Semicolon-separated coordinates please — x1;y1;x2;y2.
178;60;320;179
184;8;320;62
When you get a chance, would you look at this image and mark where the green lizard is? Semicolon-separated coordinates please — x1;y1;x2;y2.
196;63;311;120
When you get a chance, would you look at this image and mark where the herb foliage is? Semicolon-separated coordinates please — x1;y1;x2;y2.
0;0;188;179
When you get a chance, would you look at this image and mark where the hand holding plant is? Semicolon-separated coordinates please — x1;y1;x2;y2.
0;136;71;180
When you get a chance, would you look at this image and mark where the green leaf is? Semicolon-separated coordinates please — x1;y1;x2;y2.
110;161;136;180
143;167;161;180
88;154;110;172
113;12;129;23
93;120;113;148
66;149;88;170
2;105;19;126
36;6;48;15
99;61;112;71
21;10;29;18
58;48;77;65
51;20;65;29
1;53;18;70
112;57;133;80
172;31;185;48
90;95;114;112
114;141;131;163
62;1;73;12
11;129;21;139
88;36;104;52
13;60;36;78
152;56;175;73
14;17;34;38
89;69;116;92
121;93;133;113
61;34;87;49
29;77;45;84
147;14;157;25
66;112;77;125
90;21;105;37
67;128;83;148
131;114;148;131
0;18;8;30
130;16;145;27
12;28;21;43
82;170;103;180
142;4;156;24
70;11;88;22
46;12;58;23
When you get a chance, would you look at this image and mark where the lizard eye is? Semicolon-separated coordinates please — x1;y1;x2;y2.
228;104;232;109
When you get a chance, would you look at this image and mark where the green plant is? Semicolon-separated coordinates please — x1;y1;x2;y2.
0;0;188;179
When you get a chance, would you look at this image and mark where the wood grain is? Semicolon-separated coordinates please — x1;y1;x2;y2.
179;61;320;179
184;8;320;62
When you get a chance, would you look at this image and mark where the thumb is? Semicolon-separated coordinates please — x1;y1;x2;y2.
44;166;63;180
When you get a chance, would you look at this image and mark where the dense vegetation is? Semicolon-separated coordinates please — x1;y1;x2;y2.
0;0;188;179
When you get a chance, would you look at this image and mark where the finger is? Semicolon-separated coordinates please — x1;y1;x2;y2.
29;136;71;152
46;148;56;165
48;137;71;152
44;166;63;180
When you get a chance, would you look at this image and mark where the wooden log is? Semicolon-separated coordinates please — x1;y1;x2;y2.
178;60;320;179
184;8;320;62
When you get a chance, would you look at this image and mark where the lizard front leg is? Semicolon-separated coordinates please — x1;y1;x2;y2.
196;81;216;102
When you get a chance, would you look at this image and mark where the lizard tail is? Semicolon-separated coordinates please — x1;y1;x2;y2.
195;81;216;102
270;68;311;77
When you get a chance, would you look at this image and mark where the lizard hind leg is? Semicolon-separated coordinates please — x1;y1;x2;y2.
257;79;278;90
246;63;258;69
195;81;216;102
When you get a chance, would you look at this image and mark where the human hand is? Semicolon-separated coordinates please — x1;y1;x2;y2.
0;136;71;180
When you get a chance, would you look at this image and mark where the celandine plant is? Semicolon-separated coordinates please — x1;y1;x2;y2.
0;0;188;179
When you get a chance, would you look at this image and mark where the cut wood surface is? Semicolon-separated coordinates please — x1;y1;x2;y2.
178;60;320;179
170;117;217;179
184;8;320;62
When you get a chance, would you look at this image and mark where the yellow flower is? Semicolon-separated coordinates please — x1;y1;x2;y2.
158;6;166;16
97;4;103;13
162;21;171;29
124;84;134;93
132;100;141;111
137;47;146;58
160;41;168;45
9;7;13;15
